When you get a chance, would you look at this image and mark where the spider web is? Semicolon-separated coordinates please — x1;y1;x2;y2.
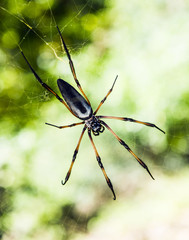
0;1;110;239
1;0;189;240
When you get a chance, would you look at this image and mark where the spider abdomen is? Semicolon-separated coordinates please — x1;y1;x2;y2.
57;79;93;120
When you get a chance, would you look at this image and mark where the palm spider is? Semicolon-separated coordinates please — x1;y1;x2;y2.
21;26;165;200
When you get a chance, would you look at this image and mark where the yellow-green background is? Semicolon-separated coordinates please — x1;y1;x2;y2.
0;0;189;239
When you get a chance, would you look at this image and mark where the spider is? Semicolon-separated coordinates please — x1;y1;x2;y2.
21;26;165;200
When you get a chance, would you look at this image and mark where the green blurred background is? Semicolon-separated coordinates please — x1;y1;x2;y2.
0;0;189;239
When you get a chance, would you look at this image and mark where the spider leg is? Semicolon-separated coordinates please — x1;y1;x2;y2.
56;26;91;106
88;129;116;200
45;121;84;129
62;125;87;185
98;116;165;134
101;121;155;180
20;50;77;116
94;75;118;115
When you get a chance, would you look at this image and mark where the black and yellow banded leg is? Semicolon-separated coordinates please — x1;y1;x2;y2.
56;26;91;106
88;129;116;200
62;125;87;185
98;116;165;134
101;121;155;180
20;50;77;116
94;75;118;115
45;121;85;129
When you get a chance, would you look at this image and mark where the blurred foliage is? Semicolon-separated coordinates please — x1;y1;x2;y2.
0;0;106;134
0;0;189;240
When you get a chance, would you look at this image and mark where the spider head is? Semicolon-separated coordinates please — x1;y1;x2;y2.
91;121;105;136
85;116;105;136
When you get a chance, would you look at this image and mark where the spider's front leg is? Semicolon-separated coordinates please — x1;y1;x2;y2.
88;129;116;200
61;125;87;185
98;116;165;134
101;121;155;180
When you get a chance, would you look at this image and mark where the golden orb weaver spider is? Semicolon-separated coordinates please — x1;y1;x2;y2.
21;26;165;200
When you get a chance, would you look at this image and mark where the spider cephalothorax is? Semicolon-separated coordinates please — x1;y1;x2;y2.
85;116;105;136
21;25;165;200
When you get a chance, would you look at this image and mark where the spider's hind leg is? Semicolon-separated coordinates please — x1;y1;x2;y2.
94;75;118;115
56;26;91;105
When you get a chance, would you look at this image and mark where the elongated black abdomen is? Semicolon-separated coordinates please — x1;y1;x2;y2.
57;79;93;120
